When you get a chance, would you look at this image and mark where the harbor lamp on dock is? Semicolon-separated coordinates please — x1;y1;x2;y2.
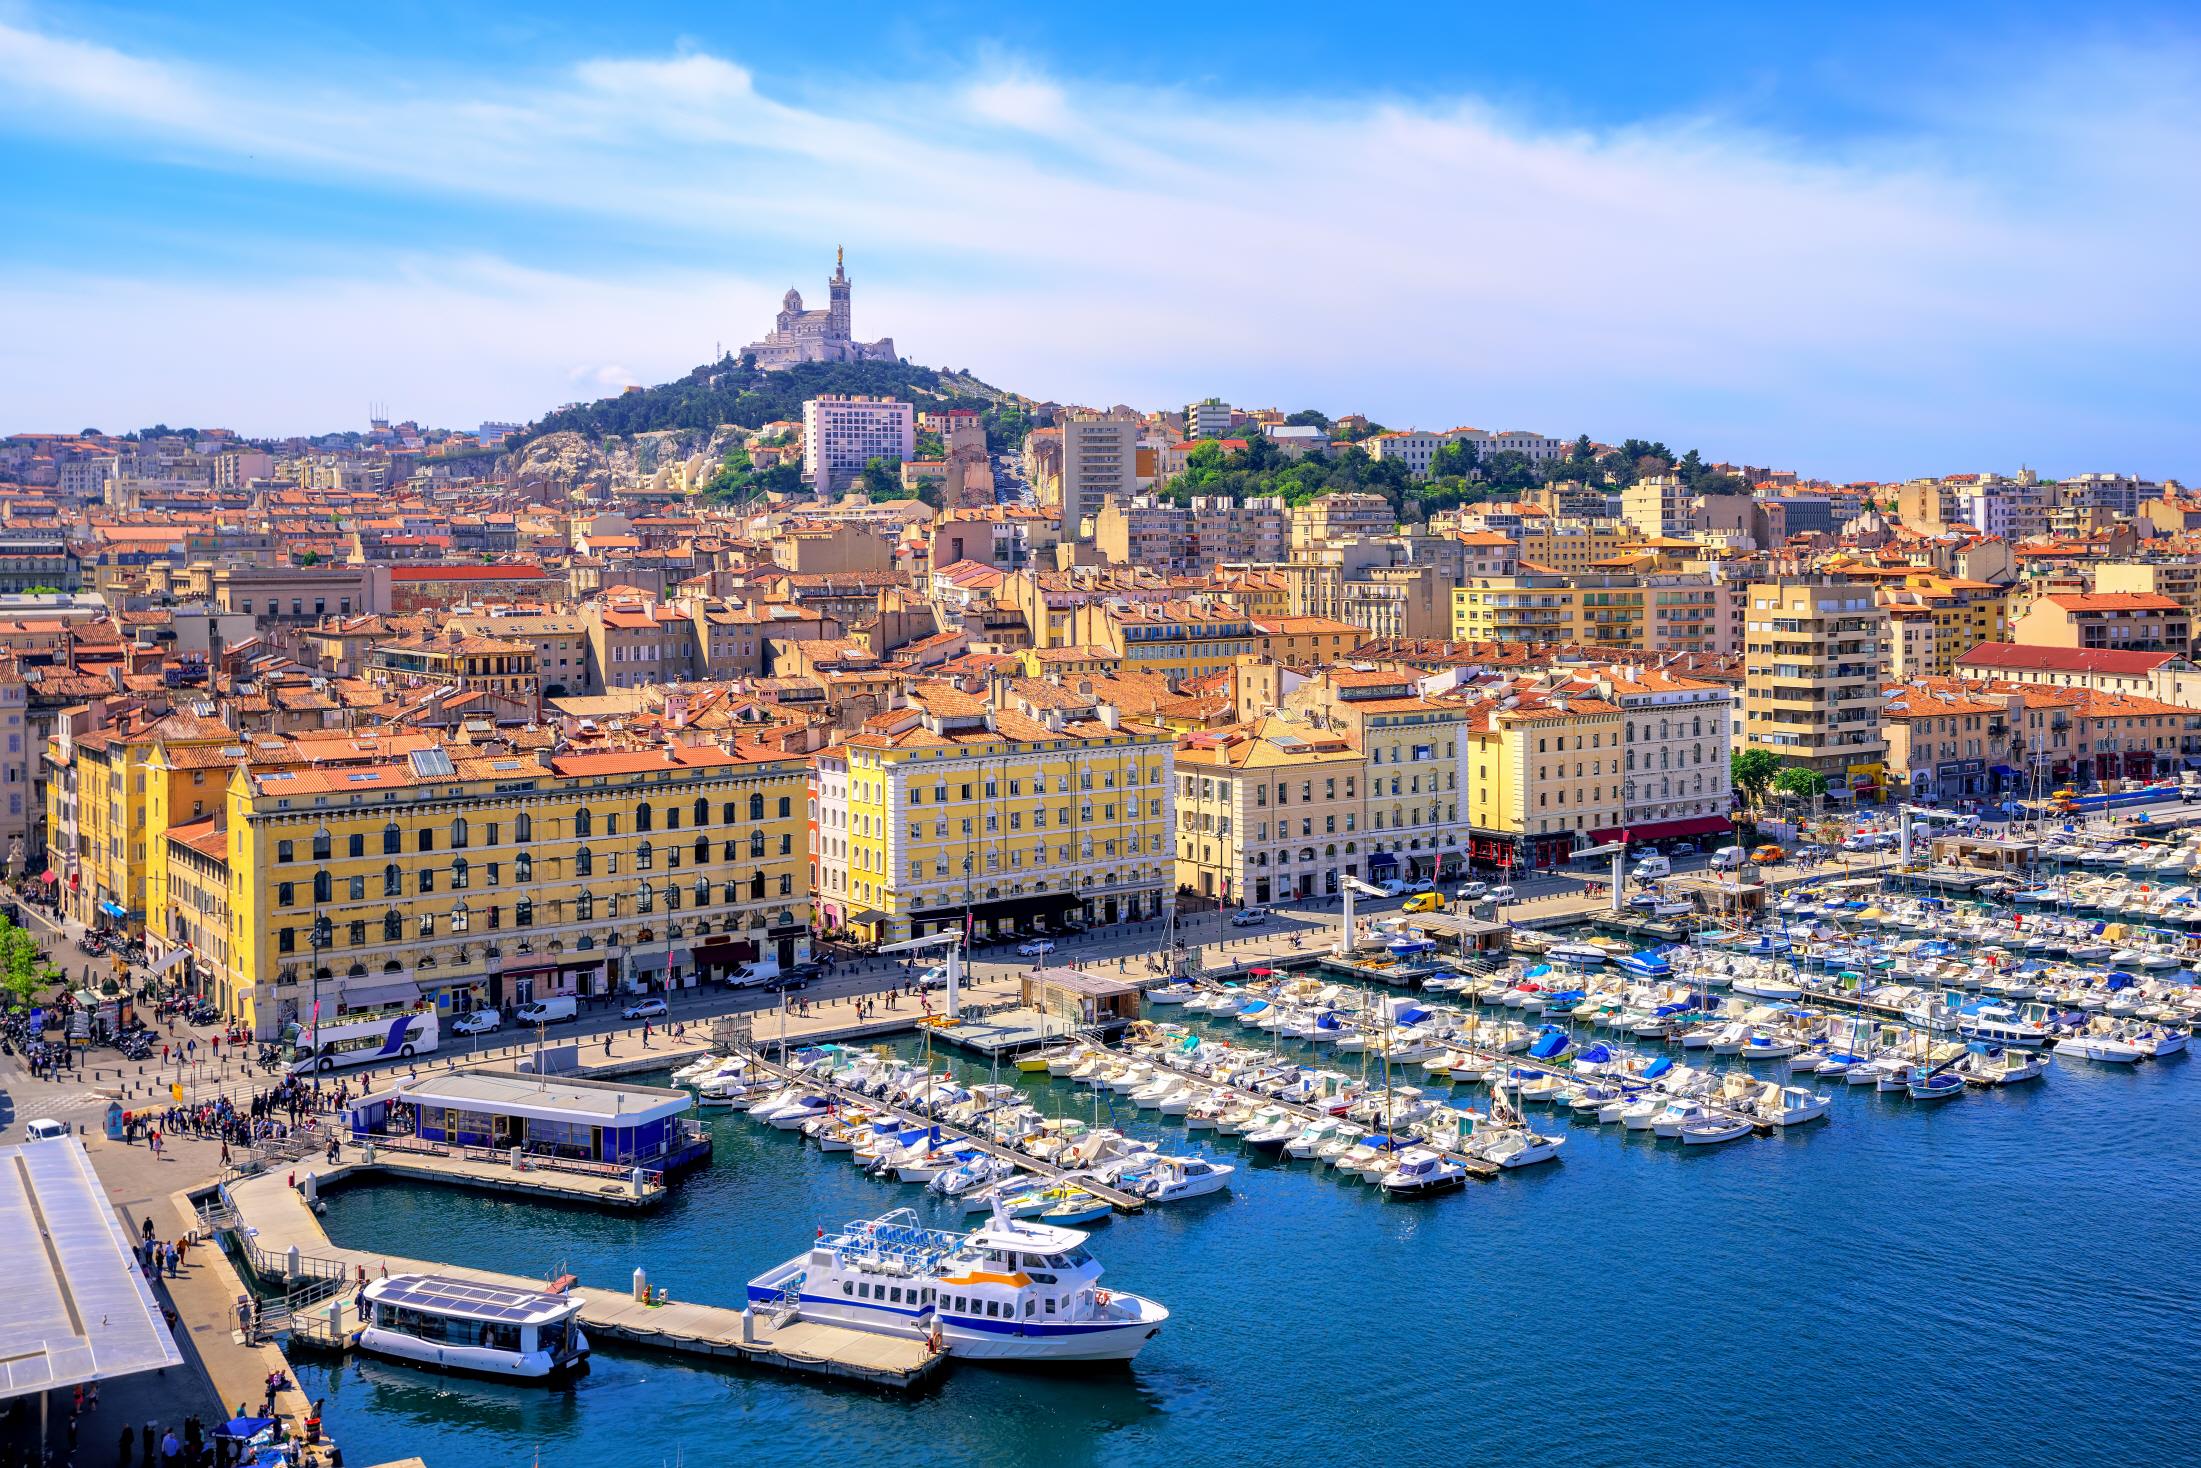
874;929;969;1018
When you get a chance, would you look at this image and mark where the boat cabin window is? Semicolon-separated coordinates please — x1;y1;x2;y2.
1044;1298;1056;1314
1025;1299;1036;1317
842;1282;853;1296
1020;1253;1049;1269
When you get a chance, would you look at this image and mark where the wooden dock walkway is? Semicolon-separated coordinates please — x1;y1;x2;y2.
733;1047;1148;1213
213;1169;946;1391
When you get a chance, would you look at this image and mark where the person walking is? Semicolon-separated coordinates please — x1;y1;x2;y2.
117;1423;134;1468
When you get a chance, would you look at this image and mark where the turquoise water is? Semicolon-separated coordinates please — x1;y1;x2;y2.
299;1031;2201;1468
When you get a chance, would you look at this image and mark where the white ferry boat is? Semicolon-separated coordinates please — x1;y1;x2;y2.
746;1205;1167;1363
357;1273;589;1379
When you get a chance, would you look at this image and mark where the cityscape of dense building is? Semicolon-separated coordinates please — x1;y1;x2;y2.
1;253;2195;1043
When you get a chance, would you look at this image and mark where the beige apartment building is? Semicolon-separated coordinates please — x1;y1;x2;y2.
1174;714;1366;905
1289;492;1394;552
1059;411;1139;537
1286;668;1466;884
2089;563;2201;654
1743;578;1892;794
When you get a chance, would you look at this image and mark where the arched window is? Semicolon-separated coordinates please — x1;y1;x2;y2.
749;831;766;858
693;797;709;827
749;793;765;821
637;842;654;871
692;836;709;865
515;898;534;926
576;846;593;877
382;908;402;943
636;802;654;833
312;829;331;861
637;886;655;914
515;812;532;843
514;851;532;882
665;884;682;911
576;891;594;921
383;863;401;897
692;877;710;906
450;817;469;850
451;857;469;889
312;870;332;904
382;821;400;855
574;807;592;839
450;901;470;933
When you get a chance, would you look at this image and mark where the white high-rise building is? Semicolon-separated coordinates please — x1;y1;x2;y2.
802;394;916;495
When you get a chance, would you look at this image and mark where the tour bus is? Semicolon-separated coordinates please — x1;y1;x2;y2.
286;1005;439;1074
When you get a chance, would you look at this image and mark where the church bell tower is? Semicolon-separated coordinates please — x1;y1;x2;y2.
827;245;851;341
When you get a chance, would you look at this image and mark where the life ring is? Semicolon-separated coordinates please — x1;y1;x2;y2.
1094;1289;1110;1307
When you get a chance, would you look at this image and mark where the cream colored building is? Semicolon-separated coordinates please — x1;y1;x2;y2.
1174;714;1366;905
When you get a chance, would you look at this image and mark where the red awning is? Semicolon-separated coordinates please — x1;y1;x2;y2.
1626;815;1734;840
39;869;57;885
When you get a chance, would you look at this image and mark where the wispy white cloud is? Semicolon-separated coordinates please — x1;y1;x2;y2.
0;15;2195;474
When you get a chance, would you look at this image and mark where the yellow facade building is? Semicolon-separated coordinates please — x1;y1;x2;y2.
820;688;1174;943
207;742;810;1037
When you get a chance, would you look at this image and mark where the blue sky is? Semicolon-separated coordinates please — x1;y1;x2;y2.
2;1;2197;480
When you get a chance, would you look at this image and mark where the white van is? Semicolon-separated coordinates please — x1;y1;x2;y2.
728;958;781;988
1709;845;1747;872
23;1118;69;1142
514;996;578;1025
1631;853;1672;879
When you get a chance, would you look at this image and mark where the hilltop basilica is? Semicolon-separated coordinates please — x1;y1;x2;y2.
740;249;899;371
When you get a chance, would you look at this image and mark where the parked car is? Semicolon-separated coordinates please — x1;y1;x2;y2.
1454;881;1489;900
760;972;810;993
1709;845;1747;871
622;996;669;1021
1229;908;1271;927
22;1118;68;1142
1375;879;1408;898
1404;877;1436;894
1402;892;1447;914
1016;938;1057;958
1487;884;1516;903
1794;843;1830;863
1631;853;1673;879
450;1008;502;1036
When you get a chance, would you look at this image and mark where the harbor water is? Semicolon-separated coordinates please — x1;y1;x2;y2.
300;1034;2199;1466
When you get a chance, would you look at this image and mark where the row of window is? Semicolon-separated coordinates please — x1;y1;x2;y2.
272;876;795;950
272;796;796;862
273;836;792;904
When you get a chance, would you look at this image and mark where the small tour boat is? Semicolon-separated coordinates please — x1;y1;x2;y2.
357;1273;589;1380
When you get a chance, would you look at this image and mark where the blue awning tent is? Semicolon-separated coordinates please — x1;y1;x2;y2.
97;900;126;919
1368;852;1399;869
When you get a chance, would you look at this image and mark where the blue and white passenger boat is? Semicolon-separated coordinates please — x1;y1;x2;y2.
747;1205;1167;1363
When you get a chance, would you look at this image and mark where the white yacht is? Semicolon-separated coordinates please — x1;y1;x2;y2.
747;1206;1167;1363
357;1273;588;1379
1132;1156;1234;1202
1378;1148;1468;1196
